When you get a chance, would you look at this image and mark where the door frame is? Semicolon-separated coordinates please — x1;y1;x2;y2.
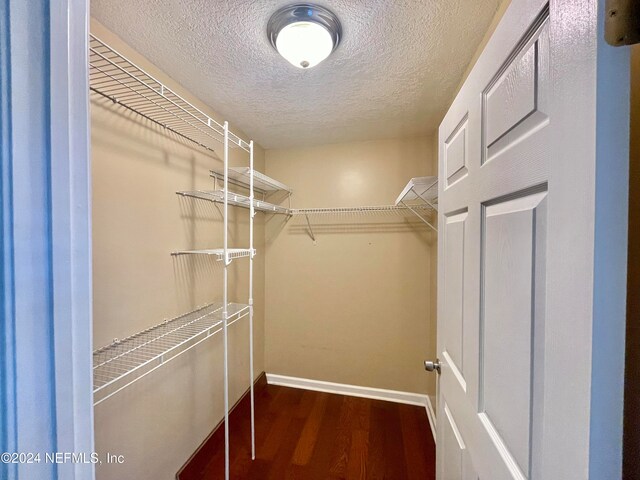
1;0;94;479
587;0;630;473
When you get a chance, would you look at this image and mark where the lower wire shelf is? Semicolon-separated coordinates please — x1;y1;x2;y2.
93;302;250;406
170;248;255;261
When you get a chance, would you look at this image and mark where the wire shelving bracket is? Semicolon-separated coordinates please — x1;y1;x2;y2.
395;176;438;232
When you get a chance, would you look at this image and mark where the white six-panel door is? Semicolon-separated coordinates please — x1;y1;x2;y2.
436;0;629;479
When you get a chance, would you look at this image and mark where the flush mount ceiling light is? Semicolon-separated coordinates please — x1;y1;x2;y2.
267;4;342;69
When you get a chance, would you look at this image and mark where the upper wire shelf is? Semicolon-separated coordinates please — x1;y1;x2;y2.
210;167;292;195
89;34;250;153
93;302;250;406
177;190;291;215
394;176;438;232
395;176;438;207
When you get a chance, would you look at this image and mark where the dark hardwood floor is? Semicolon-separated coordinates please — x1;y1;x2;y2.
178;374;436;480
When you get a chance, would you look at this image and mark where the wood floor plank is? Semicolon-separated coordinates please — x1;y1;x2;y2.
346;429;369;480
379;403;409;480
283;463;308;480
266;417;305;480
178;380;435;480
291;392;329;466
304;393;344;480
399;403;434;480
260;388;303;460
351;397;372;432
295;389;317;419
328;396;357;477
243;458;270;480
365;401;386;480
346;398;371;480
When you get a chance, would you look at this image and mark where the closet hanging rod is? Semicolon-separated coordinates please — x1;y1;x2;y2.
92;302;250;406
89;34;250;153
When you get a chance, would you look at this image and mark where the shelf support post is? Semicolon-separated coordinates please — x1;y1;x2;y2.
222;121;230;480
249;141;256;460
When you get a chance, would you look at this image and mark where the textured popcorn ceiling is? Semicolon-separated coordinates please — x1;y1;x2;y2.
91;0;501;149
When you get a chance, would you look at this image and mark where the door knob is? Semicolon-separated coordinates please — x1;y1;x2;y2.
424;359;441;374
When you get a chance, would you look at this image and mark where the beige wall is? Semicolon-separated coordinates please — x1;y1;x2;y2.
91;20;265;480
264;137;438;396
452;0;511;100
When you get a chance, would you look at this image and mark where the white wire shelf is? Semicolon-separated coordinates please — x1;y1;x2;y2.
210;167;292;195
89;34;250;153
170;248;255;260
177;190;291;215
93;302;249;405
395;176;438;207
291;204;436;242
291;204;433;215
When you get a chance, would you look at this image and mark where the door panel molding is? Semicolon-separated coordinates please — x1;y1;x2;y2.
479;190;547;479
443;210;469;393
445;113;470;187
482;8;550;164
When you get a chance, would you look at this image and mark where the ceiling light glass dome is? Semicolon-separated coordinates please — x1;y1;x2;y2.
267;4;342;69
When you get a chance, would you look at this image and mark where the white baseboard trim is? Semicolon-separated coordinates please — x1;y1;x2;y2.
266;373;428;406
266;373;437;442
425;395;437;443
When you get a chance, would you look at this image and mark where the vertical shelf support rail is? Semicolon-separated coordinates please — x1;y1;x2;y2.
223;122;230;480
249;141;256;460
